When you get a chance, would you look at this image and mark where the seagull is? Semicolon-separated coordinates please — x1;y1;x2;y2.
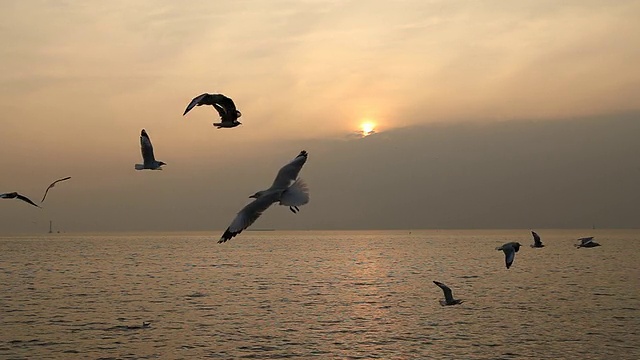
495;242;522;269
1;192;41;208
134;129;166;170
530;230;544;248
249;150;309;214
183;93;242;129
218;150;310;243
41;176;71;203
575;236;601;248
433;281;463;306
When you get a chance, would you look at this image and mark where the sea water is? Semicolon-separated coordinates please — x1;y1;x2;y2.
1;230;639;359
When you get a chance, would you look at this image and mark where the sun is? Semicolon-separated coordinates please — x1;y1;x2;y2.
360;121;376;136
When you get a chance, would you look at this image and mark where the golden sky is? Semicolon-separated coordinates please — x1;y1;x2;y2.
1;0;639;233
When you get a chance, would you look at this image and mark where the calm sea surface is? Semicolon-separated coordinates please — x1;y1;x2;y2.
0;230;639;359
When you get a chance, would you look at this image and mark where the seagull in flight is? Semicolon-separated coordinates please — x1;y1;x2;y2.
496;242;522;269
575;236;601;248
530;230;544;248
135;129;166;170
1;192;40;208
41;176;71;203
183;93;242;129
433;281;463;306
218;150;310;243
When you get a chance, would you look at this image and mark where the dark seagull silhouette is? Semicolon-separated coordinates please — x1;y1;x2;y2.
41;176;71;203
530;230;544;248
219;150;310;243
183;93;242;129
575;236;601;248
496;242;522;269
1;192;41;208
433;281;463;306
135;129;166;170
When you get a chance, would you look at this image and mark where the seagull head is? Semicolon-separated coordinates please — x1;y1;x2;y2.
249;190;265;199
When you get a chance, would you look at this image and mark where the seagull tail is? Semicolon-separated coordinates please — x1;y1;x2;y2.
279;179;309;207
134;164;144;170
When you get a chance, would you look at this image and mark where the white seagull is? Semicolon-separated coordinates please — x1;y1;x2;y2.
41;176;71;203
218;150;310;243
530;230;544;248
575;236;601;248
183;93;242;129
1;192;41;208
433;281;463;306
134;129;166;170
496;242;522;269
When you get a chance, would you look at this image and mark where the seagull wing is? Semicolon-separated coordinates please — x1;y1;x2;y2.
270;151;308;190
16;193;40;208
183;93;210;116
0;192;16;199
213;95;238;114
579;237;594;245
184;93;238;117
140;130;156;165
279;178;309;207
504;248;516;269
219;192;279;243
433;281;454;303
212;103;227;117
41;176;71;203
531;231;542;246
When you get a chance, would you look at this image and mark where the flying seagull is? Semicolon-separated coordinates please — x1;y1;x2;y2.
496;242;522;269
41;176;71;203
530;230;544;248
433;281;463;306
575;236;601;248
183;93;242;129
249;149;310;214
1;192;41;208
135;129;166;170
219;150;310;243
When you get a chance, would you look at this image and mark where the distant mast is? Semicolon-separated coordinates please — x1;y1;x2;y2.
49;220;53;234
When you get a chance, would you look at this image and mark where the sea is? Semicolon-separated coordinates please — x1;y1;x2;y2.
0;229;638;359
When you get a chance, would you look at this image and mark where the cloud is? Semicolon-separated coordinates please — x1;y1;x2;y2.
2;112;639;233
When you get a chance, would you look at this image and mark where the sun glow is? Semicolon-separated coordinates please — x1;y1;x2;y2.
360;122;376;136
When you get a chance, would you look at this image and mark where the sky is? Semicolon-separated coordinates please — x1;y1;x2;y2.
1;0;639;234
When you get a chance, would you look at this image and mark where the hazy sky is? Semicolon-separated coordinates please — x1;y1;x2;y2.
1;1;639;234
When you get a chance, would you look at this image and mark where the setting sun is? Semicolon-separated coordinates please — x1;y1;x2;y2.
360;122;376;136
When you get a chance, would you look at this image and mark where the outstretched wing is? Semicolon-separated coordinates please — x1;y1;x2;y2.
578;236;594;245
433;281;454;303
219;193;279;243
140;129;156;165
183;93;238;117
213;95;238;114
0;192;16;199
41;176;71;203
183;93;210;116
279;178;309;207
271;150;308;190
504;248;516;269
16;194;40;208
531;230;541;245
